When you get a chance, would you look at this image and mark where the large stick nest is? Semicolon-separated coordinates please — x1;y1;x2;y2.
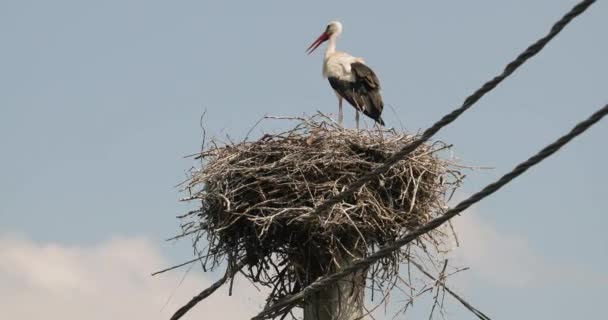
178;115;463;314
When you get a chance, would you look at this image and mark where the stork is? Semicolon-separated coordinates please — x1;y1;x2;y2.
306;21;385;129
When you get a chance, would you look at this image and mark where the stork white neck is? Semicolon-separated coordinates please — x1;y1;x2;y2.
324;33;339;59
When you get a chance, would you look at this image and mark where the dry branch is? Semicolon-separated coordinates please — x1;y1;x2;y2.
175;114;463;319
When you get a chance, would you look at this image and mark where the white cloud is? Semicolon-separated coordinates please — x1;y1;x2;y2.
449;212;543;287
0;234;266;320
448;209;608;289
2;216;605;320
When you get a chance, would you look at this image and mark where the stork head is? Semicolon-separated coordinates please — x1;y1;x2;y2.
306;21;343;55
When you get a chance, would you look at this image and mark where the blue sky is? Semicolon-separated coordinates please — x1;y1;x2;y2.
1;1;606;319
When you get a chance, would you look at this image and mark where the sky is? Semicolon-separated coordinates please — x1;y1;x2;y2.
0;0;606;319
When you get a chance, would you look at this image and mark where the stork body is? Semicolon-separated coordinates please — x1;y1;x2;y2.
307;21;385;128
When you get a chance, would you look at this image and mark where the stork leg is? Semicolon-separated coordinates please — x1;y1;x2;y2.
338;97;344;125
355;110;360;130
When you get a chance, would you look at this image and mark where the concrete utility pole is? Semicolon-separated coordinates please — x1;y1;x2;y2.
303;256;366;320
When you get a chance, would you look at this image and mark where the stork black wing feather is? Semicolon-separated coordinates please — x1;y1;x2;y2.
328;62;385;126
351;62;380;90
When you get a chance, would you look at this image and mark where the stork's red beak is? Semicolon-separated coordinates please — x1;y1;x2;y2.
306;32;329;55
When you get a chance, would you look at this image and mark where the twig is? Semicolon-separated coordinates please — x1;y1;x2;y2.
170;259;247;320
152;255;208;276
408;259;491;320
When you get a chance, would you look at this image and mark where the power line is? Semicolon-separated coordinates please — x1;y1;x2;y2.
250;0;599;318
250;0;598;318
251;1;597;316
253;103;608;319
169;0;598;318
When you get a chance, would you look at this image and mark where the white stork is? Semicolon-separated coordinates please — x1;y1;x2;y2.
306;21;385;128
